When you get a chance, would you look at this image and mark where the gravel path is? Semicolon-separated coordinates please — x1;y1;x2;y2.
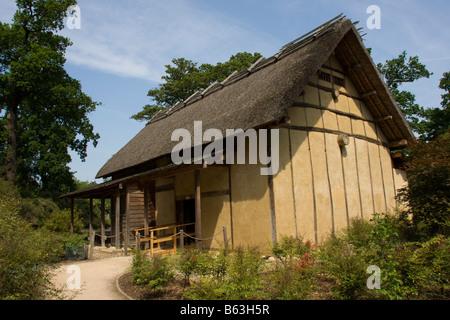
52;255;133;300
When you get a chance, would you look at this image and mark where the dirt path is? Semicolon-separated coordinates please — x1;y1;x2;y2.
52;256;133;300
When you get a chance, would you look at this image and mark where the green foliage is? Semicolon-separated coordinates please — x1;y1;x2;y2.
317;213;450;300
268;237;316;300
131;252;174;291
398;132;450;239
184;247;265;300
0;0;100;193
319;231;371;299
131;52;263;121
0;186;64;299
422;71;450;141
175;248;200;286
43;208;83;234
377;51;432;136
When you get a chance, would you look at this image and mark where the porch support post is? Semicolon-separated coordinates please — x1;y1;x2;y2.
124;187;130;256
143;182;149;250
115;191;121;250
70;198;74;235
195;169;202;251
89;197;94;259
89;197;94;241
100;195;106;247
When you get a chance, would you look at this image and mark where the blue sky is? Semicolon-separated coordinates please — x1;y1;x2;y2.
1;0;449;183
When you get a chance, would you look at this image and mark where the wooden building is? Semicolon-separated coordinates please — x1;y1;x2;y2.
62;16;413;253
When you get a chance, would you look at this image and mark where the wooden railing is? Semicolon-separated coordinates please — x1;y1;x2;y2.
134;222;196;256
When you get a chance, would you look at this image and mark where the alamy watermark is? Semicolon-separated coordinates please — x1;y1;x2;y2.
171;121;280;176
366;5;381;30
66;5;81;30
366;265;381;290
66;265;81;290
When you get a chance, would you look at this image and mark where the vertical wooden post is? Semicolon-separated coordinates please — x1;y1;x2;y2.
228;166;234;250
70;198;74;235
143;182;149;247
89;198;94;243
100;196;106;247
115;191;121;250
267;130;277;243
268;172;278;243
136;232;141;253
89;230;95;260
195;170;202;251
124;187;130;256
89;198;94;259
223;226;228;252
150;230;154;257
180;229;184;250
173;226;177;253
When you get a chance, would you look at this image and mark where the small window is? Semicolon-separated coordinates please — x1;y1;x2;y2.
318;71;345;88
319;71;331;82
333;76;345;87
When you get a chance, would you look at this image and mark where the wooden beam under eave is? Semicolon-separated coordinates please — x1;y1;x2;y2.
389;139;408;149
376;115;393;122
360;90;377;99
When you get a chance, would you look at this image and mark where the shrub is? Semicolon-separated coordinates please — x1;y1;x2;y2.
176;249;200;286
185;247;265;300
318;233;370;300
268;236;316;300
398;132;450;239
43;208;84;234
0;193;63;299
131;252;174;291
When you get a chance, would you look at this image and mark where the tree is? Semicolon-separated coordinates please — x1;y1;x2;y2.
398;130;450;239
377;51;432;136
0;0;100;194
422;71;450;141
131;52;263;121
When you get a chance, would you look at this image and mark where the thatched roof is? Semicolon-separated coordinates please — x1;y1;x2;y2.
95;15;414;180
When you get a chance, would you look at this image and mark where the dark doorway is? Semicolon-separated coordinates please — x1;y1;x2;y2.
183;199;196;235
183;200;195;223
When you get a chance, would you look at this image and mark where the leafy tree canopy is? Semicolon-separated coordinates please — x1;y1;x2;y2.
422;71;450;141
377;51;432;136
0;0;100;195
131;52;263;121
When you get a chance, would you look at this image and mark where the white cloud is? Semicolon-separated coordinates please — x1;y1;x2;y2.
61;0;279;82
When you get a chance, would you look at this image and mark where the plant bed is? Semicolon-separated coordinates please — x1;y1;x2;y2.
118;272;186;300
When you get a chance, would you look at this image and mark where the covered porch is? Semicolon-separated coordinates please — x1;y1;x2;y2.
61;162;232;255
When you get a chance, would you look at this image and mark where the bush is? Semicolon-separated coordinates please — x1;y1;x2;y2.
185;247;265;300
398;132;450;239
318;233;371;300
268;236;316;300
175;249;200;286
0;192;63;300
131;252;174;291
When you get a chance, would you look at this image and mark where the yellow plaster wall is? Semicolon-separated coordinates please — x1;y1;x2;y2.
155;177;176;226
230;163;272;249
284;57;403;243
272;129;297;239
199;167;232;249
289;129;316;243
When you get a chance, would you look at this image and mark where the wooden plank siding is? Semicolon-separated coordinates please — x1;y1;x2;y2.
121;182;156;247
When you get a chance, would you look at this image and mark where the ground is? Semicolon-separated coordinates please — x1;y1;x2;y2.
52;247;132;300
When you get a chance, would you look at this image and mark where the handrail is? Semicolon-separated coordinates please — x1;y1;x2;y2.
134;222;196;256
134;222;195;234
